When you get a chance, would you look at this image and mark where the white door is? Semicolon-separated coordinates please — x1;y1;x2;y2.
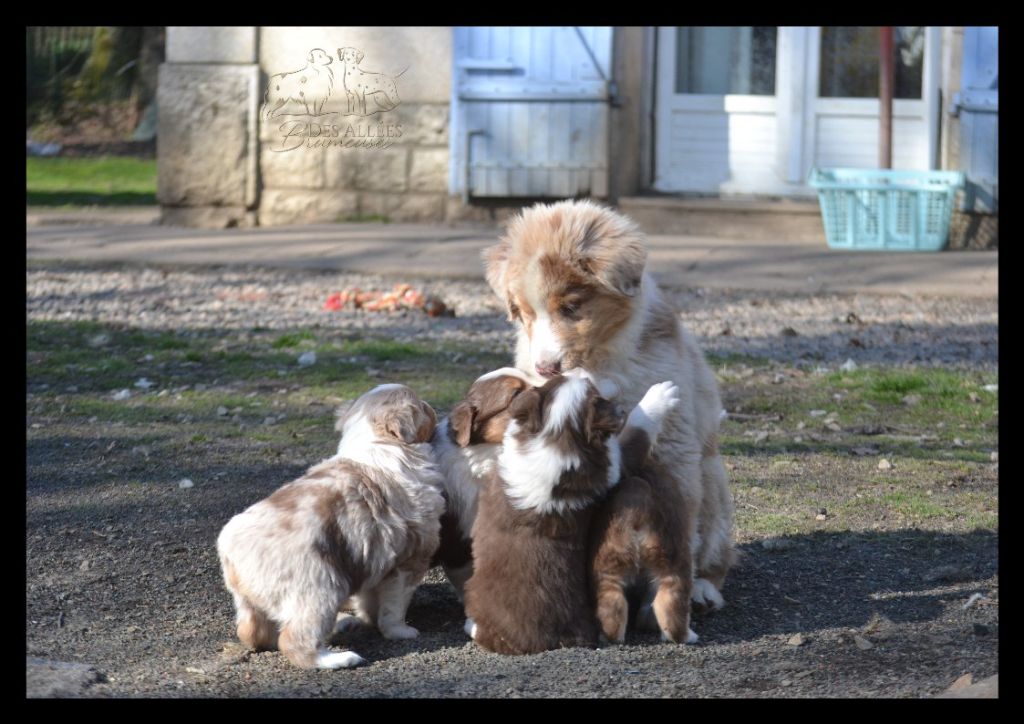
802;26;940;175
654;26;941;197
654;26;784;195
450;26;612;198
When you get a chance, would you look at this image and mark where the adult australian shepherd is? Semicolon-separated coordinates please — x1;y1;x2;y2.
483;199;736;610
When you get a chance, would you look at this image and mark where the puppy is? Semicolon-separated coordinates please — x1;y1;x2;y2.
483;199;736;611
462;374;680;655
429;367;534;601
216;384;444;669
589;393;699;645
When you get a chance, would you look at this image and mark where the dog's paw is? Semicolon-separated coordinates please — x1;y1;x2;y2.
660;627;700;644
627;381;680;442
316;650;366;669
380;623;419;640
691;578;725;611
463;617;478;640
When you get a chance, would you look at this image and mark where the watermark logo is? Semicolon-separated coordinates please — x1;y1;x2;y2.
261;46;406;152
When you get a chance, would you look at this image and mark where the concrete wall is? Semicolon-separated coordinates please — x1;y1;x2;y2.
158;27;260;228
257;27;452;226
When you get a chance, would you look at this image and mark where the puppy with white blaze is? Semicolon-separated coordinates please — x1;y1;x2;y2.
483;199;736;611
216;384;444;670
462;373;679;655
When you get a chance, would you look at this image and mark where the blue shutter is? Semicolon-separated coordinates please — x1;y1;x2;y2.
451;27;612;199
953;27;998;212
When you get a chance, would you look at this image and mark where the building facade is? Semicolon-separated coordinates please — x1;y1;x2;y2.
158;26;996;245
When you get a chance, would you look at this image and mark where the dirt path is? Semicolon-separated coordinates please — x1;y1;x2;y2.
26;263;998;697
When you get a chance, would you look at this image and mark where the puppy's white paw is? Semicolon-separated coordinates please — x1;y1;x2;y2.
658;627;698;644
334;613;363;634
380;623;419;640
463;617;478;640
316;650;366;669
628;381;680;443
691;578;725;610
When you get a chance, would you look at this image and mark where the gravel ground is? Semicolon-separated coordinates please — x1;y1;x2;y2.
27;263;997;370
26;261;999;698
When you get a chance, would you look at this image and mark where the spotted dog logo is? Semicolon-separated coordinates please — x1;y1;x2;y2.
262;46;406;152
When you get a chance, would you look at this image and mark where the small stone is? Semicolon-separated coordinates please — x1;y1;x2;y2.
366;367;383;378
990;451;998;463
972;623;989;637
178;478;194;489
796;421;806;430
112;389;131;401
962;593;986;610
217;406;229;417
825;422;842;432
786;633;804;646
79;560;90;572
297;351;317;367
194;384;207;392
902;394;922;406
87;334;110;348
840;358;858;372
66;385;78;393
781;326;799;337
952;438;965;447
878;459;893;470
968;392;981;403
134;378;155;389
263;417;277;426
853;635;873;650
981;384;997;393
815;513;827;521
809;410;827;417
852;446;878;456
780;679;793;687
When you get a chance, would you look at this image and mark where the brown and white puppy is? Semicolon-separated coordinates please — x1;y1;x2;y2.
590;419;699;645
216;384;444;670
428;367;534;600
483;199;736;610
462;374;621;654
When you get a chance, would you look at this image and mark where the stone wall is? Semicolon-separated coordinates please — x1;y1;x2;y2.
256;27;453;226
158;27;259;228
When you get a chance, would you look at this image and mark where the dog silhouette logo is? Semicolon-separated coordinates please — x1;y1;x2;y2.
336;47;407;116
262;48;335;120
261;47;406;120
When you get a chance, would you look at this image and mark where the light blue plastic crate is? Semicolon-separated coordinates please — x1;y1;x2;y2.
809;168;965;251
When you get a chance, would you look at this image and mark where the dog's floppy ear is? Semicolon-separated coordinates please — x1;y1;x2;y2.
447;400;476;447
481;240;511;312
356;49;365;63
333;398;358;434
507;387;543;435
574;207;648;298
381;408;420;444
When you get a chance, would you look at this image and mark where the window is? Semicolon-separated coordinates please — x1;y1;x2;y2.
675;27;778;95
819;26;924;99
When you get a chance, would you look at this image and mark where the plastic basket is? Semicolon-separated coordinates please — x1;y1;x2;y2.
809;168;965;251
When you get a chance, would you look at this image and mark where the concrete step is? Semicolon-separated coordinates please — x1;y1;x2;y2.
617;196;826;242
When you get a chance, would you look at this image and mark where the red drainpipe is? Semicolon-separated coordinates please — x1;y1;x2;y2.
879;26;894;169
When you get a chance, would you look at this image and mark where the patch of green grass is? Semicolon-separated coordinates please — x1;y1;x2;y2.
272;331;317;349
26;156;157;206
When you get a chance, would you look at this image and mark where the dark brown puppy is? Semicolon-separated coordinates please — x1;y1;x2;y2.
464;374;622;655
589;423;697;644
429;368;535;601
